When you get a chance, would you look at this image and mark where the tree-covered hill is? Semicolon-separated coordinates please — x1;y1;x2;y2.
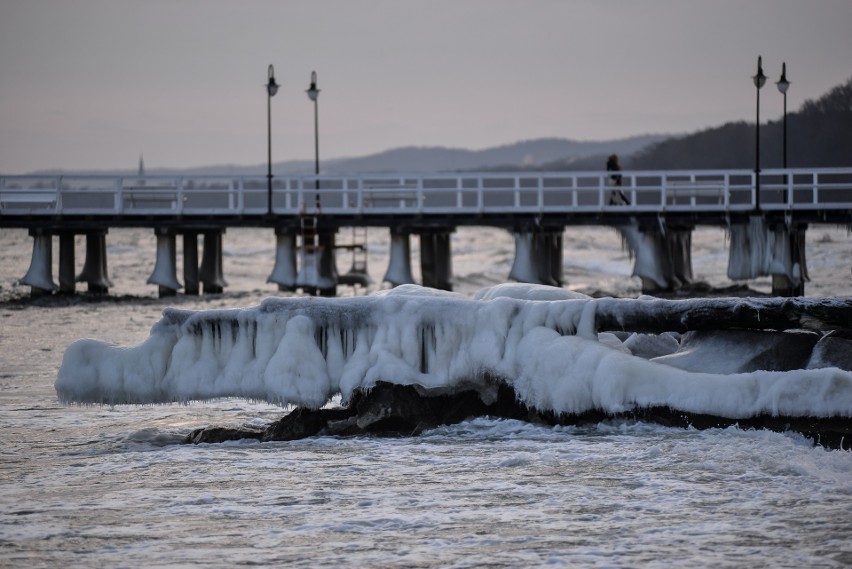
629;78;852;170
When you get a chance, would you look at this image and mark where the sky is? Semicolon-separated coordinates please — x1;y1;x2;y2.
1;0;850;174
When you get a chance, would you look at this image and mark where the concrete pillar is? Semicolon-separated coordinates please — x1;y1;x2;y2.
147;228;181;297
20;229;57;296
434;231;454;291
199;229;227;294
383;228;415;287
296;228;337;296
771;224;808;297
338;245;372;288
76;230;112;294
419;229;454;291
58;232;76;294
619;223;694;294
508;232;538;284
538;230;563;287
183;232;199;296
665;227;694;287
317;230;339;297
267;227;298;292
509;229;561;286
727;217;807;297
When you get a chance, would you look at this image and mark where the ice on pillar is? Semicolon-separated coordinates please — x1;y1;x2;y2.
268;228;298;292
617;224;669;292
295;227;337;296
383;230;415;287
147;229;181;296
665;227;694;286
199;230;227;294
508;230;561;286
772;226;808;296
76;231;113;294
535;230;562;287
20;230;57;295
728;217;807;296
296;245;337;295
509;232;543;285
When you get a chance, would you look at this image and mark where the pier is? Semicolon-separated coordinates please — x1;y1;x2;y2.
2;167;851;297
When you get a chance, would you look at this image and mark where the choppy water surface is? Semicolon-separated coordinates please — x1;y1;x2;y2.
1;226;851;567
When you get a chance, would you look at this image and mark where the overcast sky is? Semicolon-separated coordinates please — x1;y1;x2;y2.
1;0;850;174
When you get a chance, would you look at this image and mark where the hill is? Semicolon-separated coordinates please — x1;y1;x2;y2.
324;135;667;174
629;78;852;170
22;136;668;178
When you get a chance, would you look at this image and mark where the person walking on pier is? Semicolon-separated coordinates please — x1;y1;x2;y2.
606;154;629;205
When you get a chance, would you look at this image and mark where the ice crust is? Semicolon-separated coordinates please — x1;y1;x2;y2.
55;284;852;419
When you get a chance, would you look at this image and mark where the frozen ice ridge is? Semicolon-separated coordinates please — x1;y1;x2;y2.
56;284;852;420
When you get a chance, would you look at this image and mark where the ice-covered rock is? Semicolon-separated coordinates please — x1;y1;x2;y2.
623;332;680;360
651;330;820;374
55;285;852;421
806;332;852;372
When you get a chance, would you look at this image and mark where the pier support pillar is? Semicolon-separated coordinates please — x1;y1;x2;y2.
147;228;181;297
318;229;339;297
183;232;200;296
20;229;57;296
618;223;694;294
58;233;76;294
509;228;562;286
727;217;808;297
296;228;338;296
383;228;415;287
419;228;454;291
771;225;808;297
509;232;538;284
539;229;564;287
665;227;694;288
267;227;298;292
338;228;372;289
199;229;227;294
76;230;112;294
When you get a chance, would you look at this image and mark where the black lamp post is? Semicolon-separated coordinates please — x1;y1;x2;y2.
752;56;767;210
266;64;279;216
776;62;790;169
306;71;320;209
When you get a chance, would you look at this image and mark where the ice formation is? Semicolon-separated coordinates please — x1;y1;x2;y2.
55;285;852;419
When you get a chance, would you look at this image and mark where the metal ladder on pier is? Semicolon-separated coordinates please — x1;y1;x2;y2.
298;211;319;294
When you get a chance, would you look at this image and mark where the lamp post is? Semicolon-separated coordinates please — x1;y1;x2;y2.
752;56;767;210
306;71;320;209
776;62;790;169
266;64;279;216
775;61;793;203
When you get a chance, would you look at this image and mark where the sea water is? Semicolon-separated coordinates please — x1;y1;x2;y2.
1;225;851;568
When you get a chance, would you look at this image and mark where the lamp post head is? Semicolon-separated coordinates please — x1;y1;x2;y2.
306;70;320;102
266;64;279;97
753;55;767;89
776;62;790;94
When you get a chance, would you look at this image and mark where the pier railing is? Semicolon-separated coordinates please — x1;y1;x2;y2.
2;168;851;218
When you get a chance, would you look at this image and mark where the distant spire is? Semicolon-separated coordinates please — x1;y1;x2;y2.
138;154;145;177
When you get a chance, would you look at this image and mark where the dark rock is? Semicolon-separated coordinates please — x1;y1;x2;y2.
262;407;355;442
188;425;264;444
186;378;852;450
354;382;433;434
